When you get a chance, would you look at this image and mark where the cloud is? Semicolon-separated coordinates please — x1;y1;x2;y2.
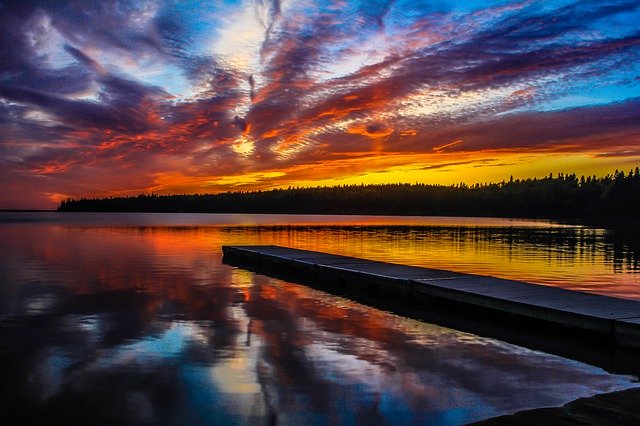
1;0;639;208
416;98;640;153
63;44;107;75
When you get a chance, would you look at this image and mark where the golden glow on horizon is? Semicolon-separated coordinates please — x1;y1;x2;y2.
136;152;640;198
48;151;640;204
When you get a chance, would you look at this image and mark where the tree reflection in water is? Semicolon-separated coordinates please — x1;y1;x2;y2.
0;215;638;425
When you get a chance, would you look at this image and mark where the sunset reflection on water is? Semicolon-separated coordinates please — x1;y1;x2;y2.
0;213;638;425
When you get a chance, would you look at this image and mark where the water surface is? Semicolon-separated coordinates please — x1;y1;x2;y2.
1;212;638;425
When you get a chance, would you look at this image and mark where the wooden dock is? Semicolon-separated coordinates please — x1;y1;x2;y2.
221;245;640;352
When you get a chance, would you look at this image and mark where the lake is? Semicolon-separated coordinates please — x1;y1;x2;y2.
1;212;639;425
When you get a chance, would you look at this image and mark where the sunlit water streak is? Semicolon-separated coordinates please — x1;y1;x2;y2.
0;212;639;425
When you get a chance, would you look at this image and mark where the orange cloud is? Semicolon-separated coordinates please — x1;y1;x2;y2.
346;122;394;138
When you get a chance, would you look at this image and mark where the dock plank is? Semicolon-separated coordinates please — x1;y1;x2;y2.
318;262;462;280
221;245;640;350
414;276;640;318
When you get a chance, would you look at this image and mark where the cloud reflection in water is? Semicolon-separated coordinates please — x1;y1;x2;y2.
0;215;637;425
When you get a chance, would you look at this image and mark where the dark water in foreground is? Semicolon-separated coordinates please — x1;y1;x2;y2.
1;212;639;425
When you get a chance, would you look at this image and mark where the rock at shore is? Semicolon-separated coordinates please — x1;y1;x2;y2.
474;386;640;425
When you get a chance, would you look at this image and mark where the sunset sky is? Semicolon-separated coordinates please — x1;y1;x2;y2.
1;0;639;209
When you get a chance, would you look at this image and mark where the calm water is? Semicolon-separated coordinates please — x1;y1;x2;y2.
1;212;639;425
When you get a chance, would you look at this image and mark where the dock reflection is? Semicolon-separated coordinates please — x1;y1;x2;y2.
0;220;637;425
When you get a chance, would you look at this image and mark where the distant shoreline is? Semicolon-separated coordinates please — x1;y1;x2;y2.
0;209;56;212
55;170;640;227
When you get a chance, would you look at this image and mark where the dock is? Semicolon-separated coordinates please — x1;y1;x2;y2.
221;245;640;352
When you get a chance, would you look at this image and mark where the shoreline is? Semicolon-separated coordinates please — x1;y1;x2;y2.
475;386;640;425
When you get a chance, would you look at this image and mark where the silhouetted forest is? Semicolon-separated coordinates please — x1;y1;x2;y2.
58;168;640;221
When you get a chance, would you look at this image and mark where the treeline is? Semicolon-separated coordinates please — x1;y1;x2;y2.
58;168;640;221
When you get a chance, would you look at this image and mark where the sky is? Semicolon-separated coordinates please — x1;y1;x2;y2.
1;0;639;209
